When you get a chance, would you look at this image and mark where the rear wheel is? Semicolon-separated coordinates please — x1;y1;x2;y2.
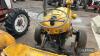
77;30;87;48
34;27;47;48
34;27;44;45
76;29;87;55
5;8;30;38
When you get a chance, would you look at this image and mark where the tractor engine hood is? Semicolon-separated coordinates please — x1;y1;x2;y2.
41;7;70;27
40;7;73;34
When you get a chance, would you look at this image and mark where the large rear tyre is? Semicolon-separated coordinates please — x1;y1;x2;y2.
75;29;87;55
34;27;43;45
5;8;30;38
34;27;46;48
77;30;87;48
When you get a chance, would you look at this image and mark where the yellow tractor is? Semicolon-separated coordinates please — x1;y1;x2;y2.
0;0;100;56
34;0;87;55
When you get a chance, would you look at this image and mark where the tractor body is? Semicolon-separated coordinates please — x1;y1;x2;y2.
41;7;72;34
0;0;11;21
0;0;30;38
35;0;87;55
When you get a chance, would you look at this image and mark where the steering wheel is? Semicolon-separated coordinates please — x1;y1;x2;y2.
37;9;69;28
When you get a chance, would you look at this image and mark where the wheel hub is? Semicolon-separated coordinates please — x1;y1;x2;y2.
17;19;23;26
14;14;28;32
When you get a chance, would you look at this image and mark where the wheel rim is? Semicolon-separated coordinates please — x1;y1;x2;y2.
14;14;28;32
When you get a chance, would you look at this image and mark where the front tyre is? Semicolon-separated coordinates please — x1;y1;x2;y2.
5;8;30;38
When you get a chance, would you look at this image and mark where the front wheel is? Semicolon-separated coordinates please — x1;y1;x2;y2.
5;8;30;38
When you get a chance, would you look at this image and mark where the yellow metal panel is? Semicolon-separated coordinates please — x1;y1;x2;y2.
3;44;66;56
0;30;16;50
89;51;100;56
43;7;68;27
42;7;72;34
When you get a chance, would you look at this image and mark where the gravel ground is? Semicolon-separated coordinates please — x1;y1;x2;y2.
11;1;99;56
